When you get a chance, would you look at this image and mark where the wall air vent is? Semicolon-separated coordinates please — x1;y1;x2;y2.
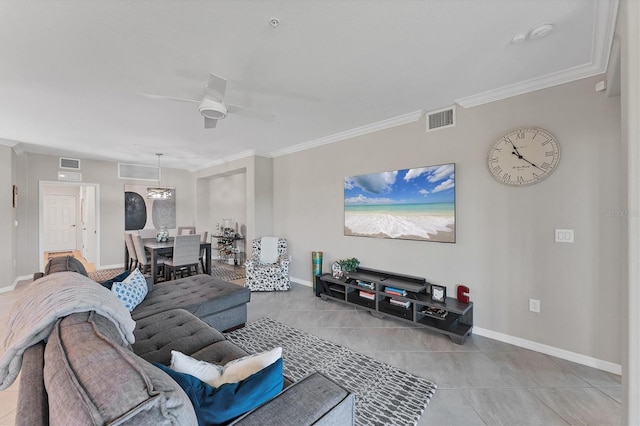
426;106;456;132
58;171;82;182
59;157;81;170
118;163;160;181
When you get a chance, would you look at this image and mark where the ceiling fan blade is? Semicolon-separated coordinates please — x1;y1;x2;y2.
138;93;200;103
206;73;227;101
204;117;218;129
227;104;275;122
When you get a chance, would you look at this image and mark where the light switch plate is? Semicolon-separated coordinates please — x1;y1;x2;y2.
529;298;541;313
555;229;574;243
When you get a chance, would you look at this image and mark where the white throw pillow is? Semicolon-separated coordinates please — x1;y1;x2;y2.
170;347;282;388
111;269;148;311
216;347;282;386
259;237;279;264
170;350;223;384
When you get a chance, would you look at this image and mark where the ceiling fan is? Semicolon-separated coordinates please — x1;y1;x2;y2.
140;73;275;128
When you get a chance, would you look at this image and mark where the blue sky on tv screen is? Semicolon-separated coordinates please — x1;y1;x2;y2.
344;163;455;206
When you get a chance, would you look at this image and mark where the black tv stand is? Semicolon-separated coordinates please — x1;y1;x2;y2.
316;267;473;344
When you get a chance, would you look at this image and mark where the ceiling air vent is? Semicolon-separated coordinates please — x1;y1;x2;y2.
118;163;160;181
59;157;81;170
426;106;456;132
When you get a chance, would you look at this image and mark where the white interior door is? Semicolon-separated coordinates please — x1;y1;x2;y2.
44;194;78;252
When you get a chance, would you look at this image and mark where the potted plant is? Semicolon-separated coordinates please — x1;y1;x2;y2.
338;257;360;273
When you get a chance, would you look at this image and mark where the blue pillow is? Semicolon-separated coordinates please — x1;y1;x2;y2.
111;269;148;311
154;358;283;425
99;270;131;290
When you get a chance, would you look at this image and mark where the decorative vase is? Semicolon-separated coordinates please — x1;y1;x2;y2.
156;226;169;242
312;251;323;291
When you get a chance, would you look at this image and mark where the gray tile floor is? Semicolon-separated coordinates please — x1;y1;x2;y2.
247;283;622;426
0;280;622;425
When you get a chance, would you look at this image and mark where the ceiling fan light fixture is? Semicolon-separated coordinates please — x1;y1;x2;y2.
199;98;227;120
529;23;554;40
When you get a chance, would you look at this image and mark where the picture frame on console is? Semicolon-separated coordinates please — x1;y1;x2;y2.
430;284;447;302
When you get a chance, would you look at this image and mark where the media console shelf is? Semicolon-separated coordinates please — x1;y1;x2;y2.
316;267;473;344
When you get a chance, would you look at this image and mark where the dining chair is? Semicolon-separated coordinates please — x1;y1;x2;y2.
198;231;209;273
132;234;166;277
177;226;196;235
164;234;201;280
124;232;138;271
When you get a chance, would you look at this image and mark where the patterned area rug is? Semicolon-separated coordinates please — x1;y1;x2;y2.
88;266;244;283
225;318;437;426
88;268;126;282
210;265;245;281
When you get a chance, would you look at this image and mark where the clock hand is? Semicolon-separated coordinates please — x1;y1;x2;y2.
507;139;523;157
511;151;544;171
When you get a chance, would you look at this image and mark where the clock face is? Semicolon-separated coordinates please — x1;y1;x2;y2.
488;128;560;186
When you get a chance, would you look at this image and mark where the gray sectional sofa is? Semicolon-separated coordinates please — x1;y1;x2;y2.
9;269;355;425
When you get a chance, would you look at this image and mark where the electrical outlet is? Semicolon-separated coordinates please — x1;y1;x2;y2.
529;298;541;313
555;229;574;243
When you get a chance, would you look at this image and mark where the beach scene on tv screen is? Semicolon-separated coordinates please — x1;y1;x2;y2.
344;163;455;243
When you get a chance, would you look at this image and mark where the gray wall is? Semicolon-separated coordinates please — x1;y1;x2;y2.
12;152;195;275
0;145;17;289
273;75;624;364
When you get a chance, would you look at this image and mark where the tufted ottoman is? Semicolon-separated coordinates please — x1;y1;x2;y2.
132;274;250;331
133;309;252;367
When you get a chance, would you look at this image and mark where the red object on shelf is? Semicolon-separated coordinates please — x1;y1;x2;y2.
457;285;470;303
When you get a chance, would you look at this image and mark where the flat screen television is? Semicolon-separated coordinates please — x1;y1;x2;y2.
344;163;455;243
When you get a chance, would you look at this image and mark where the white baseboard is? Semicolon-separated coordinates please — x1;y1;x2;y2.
0;275;33;293
473;326;622;375
0;282;16;293
290;276;312;287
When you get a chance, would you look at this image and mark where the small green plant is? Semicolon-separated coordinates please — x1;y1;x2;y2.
338;257;360;272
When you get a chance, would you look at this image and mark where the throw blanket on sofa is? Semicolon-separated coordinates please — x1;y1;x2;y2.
0;272;136;390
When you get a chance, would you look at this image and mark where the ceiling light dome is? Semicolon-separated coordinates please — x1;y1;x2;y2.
529;23;554;40
199;98;227;120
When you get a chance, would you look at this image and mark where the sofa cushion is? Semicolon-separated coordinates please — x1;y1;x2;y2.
132;274;250;322
43;311;197;425
133;309;227;365
190;339;251;366
155;358;284;425
111;269;148;311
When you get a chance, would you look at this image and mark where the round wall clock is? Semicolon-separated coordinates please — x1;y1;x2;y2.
487;128;560;186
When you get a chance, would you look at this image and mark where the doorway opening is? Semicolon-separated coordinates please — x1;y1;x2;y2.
39;181;100;272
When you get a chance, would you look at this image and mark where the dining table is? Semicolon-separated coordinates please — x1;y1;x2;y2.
125;237;212;284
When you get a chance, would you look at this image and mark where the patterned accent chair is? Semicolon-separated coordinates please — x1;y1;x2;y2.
245;238;291;291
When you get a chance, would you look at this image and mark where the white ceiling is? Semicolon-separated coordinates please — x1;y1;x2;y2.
0;0;618;171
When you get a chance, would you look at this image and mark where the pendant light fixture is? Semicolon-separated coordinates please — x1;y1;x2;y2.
147;153;174;200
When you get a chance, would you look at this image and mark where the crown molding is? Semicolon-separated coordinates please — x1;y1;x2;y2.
456;0;619;108
0;138;21;148
191;148;278;172
195;149;257;170
270;110;424;158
